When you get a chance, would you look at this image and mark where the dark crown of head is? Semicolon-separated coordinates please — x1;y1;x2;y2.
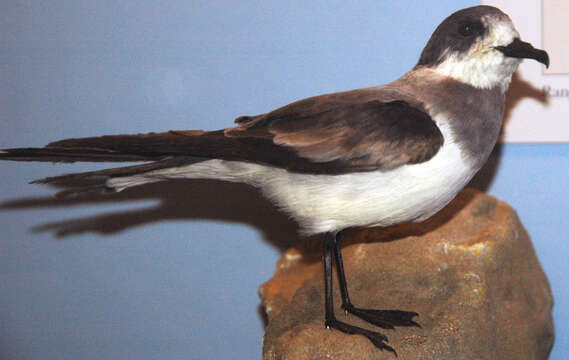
416;6;505;67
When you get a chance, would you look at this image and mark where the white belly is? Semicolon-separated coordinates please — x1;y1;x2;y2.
255;138;474;235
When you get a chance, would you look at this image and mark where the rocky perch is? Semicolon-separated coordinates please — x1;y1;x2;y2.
260;189;554;360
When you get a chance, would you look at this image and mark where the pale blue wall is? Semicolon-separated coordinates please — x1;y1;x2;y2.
1;1;567;359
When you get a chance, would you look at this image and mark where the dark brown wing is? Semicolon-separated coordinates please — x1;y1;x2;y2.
1;100;443;175
227;99;444;172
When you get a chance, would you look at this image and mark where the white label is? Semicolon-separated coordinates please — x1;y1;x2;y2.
543;0;569;75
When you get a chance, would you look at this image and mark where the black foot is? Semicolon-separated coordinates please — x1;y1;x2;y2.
326;318;396;354
344;305;420;330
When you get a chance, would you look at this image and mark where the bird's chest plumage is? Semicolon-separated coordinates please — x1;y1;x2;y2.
402;73;505;169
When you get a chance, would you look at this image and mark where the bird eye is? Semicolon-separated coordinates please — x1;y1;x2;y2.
458;21;478;37
459;23;472;36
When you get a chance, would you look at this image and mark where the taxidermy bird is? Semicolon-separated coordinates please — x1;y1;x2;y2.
0;5;549;353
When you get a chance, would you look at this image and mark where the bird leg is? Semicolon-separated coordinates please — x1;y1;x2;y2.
323;231;420;353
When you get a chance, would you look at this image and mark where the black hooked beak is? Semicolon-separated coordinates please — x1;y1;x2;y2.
495;38;550;68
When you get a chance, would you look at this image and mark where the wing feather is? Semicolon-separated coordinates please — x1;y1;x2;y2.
227;99;444;171
2;92;444;178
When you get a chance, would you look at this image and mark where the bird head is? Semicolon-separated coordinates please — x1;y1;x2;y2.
416;6;549;92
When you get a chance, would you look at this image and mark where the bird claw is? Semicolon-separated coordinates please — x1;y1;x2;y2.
326;318;396;354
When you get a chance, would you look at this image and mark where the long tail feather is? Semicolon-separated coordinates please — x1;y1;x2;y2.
31;157;197;188
0;130;222;163
1;130;233;197
30;157;203;198
0;127;293;197
0;147;155;163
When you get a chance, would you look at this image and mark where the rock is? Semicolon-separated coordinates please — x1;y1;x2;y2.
259;189;554;360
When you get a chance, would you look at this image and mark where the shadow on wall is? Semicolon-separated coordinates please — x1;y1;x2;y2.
1;179;301;251
0;71;547;252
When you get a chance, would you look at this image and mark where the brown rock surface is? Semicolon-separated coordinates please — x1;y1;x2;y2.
260;189;554;360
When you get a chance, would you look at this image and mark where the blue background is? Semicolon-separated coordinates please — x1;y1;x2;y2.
1;1;567;359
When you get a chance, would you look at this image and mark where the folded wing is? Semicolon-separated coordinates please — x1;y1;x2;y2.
1;96;443;195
